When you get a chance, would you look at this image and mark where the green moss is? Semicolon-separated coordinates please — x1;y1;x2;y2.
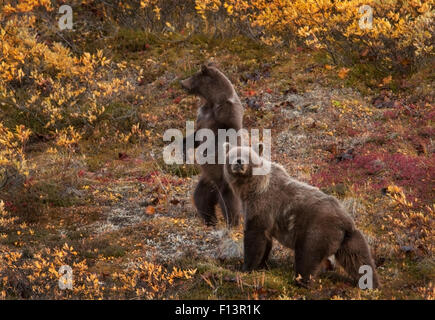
102;244;126;258
159;161;200;178
313;50;331;65
225;36;272;61
114;29;161;52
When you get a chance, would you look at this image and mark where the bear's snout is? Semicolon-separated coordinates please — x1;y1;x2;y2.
231;160;247;174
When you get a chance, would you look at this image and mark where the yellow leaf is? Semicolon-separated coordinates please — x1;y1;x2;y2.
382;75;392;85
338;67;350;79
145;206;156;215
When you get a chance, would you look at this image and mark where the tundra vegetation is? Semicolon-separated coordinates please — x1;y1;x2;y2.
0;0;433;299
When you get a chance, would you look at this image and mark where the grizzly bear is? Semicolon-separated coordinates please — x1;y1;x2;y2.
180;64;244;227
223;144;380;288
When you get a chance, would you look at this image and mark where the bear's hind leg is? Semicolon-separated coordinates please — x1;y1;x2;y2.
217;182;241;227
194;178;219;227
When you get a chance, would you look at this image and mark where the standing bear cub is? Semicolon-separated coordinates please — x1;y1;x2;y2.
180;64;243;227
223;144;380;288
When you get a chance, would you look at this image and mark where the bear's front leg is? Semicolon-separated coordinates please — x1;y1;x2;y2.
243;219;271;271
294;234;332;287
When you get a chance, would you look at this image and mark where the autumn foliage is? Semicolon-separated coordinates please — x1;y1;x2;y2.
0;0;433;300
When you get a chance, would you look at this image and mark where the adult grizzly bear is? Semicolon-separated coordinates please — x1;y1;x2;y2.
180;64;243;227
223;144;380;288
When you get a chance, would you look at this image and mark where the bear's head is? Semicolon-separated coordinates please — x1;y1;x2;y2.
180;63;235;104
223;143;264;178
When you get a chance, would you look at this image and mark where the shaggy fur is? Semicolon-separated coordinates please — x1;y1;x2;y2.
223;145;380;288
181;64;243;227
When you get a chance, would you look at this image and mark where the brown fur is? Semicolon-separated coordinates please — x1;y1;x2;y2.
223;145;380;288
180;64;243;227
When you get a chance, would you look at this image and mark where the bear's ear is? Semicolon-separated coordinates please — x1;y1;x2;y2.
257;143;264;157
207;61;217;68
201;64;210;75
